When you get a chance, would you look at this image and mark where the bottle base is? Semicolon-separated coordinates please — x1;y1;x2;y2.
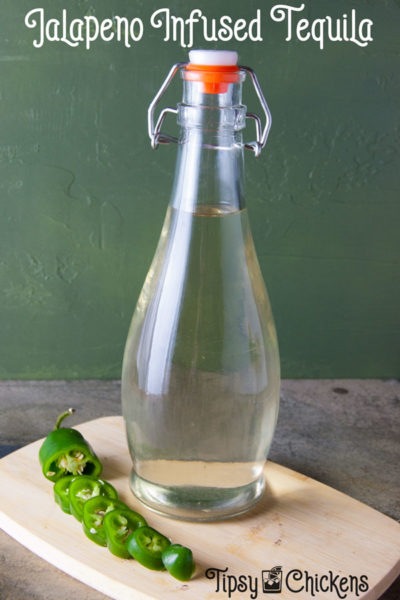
128;469;265;521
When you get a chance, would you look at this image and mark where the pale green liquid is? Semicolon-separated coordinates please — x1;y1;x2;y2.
122;204;280;520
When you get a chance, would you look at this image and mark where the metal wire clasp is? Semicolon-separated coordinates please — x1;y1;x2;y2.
148;63;272;158
239;66;272;158
148;62;186;150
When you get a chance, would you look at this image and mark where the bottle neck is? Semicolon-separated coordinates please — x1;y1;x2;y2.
169;79;247;215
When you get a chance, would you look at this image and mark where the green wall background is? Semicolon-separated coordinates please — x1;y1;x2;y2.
0;0;399;379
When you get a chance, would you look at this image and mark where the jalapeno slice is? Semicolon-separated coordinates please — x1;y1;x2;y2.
161;544;196;581
126;526;171;570
39;409;102;482
82;496;128;546
103;508;147;558
53;475;76;514
69;476;118;522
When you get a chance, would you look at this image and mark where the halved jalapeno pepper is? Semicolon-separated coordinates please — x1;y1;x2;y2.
69;476;118;521
162;544;196;581
39;409;102;482
126;526;171;570
53;475;76;514
82;496;128;546
103;508;147;558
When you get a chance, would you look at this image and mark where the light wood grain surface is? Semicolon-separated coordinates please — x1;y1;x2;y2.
0;416;399;600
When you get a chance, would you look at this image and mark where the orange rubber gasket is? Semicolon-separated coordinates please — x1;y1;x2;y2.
184;64;241;94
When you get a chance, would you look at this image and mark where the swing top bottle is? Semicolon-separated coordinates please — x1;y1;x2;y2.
122;50;280;520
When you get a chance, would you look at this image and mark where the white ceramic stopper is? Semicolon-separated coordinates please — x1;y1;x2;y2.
188;50;238;66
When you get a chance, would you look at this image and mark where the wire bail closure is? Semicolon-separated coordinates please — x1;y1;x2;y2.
148;63;272;158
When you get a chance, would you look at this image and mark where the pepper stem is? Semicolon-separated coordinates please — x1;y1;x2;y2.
55;408;75;430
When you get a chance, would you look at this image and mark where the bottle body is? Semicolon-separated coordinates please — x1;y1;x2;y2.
122;67;280;520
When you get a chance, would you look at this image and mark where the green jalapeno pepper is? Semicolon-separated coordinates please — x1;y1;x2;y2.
39;409;102;482
53;475;76;514
126;526;171;570
69;476;118;522
162;544;196;581
103;507;147;558
82;496;128;546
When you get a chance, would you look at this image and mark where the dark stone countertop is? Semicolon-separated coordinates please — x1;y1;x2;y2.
0;379;399;599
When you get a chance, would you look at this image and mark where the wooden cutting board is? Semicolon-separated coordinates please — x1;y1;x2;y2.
0;416;399;600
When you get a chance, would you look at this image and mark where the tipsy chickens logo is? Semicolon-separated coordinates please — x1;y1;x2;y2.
205;565;369;599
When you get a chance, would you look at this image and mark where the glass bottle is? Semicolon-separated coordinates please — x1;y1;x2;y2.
122;50;280;521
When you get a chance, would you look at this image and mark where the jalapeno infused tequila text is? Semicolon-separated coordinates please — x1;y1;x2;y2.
24;5;373;50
